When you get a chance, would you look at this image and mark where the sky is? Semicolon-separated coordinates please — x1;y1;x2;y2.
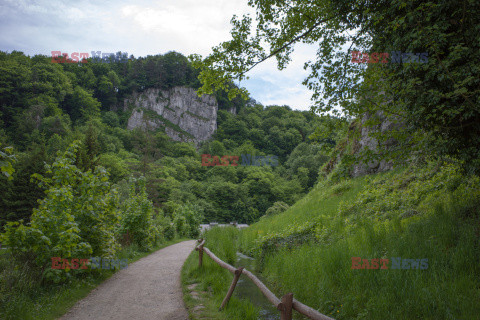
0;0;319;111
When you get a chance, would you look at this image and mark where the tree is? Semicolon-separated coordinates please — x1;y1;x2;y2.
64;86;101;123
1;141;120;282
96;75;116;110
285;142;329;189
173;202;204;238
76;122;101;172
0;144;46;230
265;201;289;216
191;0;480;170
118;178;157;250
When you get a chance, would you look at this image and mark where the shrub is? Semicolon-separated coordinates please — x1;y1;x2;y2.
163;222;176;241
1;141;120;283
173;202;204;238
265;201;290;216
173;215;187;237
117;178;158;251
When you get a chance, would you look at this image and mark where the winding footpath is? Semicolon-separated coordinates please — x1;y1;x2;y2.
59;240;196;320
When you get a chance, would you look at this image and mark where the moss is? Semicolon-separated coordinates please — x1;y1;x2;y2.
142;109;194;139
185;110;210;122
164;103;175;113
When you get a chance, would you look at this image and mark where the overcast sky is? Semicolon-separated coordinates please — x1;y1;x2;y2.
0;0;319;111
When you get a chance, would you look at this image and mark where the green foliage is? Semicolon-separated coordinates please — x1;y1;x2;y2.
163;220;176;241
173;215;187;238
192;0;480;171
117;178;158;251
264;201;289;217
102;111;120;128
0;144;15;179
75;121;101;172
173;202;204;238
0;144;46;230
39;114;72;141
97;153;129;183
339;160;475;220
65;86;101;123
0;141;120;283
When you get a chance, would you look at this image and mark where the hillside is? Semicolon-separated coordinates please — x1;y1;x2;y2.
184;160;480;319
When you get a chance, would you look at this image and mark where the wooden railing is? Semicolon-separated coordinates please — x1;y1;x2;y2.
195;239;335;320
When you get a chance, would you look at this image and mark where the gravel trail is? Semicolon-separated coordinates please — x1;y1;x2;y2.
59;240;196;320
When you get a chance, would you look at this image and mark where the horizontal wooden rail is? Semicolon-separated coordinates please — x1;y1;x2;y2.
242;269;281;307
196;239;335;320
203;247;237;273
292;299;335;320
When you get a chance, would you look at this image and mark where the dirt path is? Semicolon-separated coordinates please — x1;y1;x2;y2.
59;240;196;320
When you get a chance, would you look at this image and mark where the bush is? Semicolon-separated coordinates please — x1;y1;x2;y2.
173;202;204;238
117;177;158;251
265;201;290;216
173;215;187;237
1;141;120;283
163;222;176;241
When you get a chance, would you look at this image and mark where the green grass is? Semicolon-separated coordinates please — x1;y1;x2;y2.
0;238;187;320
238;175;368;256
236;162;480;319
181;227;258;320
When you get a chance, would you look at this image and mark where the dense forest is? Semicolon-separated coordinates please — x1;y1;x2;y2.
0;50;341;232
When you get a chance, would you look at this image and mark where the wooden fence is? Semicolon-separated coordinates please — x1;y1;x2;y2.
195;239;335;320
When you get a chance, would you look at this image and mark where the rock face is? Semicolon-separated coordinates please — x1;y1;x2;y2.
125;87;217;145
352;111;402;177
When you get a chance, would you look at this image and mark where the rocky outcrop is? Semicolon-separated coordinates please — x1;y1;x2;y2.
125;87;217;145
351;111;402;177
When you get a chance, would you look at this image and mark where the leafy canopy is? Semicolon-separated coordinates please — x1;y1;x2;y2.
191;0;480;169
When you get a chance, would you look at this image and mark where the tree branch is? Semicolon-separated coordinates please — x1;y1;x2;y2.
240;16;334;76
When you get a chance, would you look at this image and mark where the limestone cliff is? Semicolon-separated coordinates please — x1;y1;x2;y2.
351;111;402;177
322;111;403;178
124;87;217;145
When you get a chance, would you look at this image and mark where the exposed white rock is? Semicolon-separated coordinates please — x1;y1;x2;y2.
352;111;402;177
125;87;217;145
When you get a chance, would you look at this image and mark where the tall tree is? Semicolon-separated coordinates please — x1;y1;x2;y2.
191;0;480;170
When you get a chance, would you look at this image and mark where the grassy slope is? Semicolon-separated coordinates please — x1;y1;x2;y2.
0;238;188;320
231;162;480;319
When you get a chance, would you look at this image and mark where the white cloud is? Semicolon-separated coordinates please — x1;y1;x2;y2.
241;43;318;110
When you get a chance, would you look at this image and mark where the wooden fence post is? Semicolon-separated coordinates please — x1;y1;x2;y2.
196;238;204;267
279;293;293;320
219;267;244;311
